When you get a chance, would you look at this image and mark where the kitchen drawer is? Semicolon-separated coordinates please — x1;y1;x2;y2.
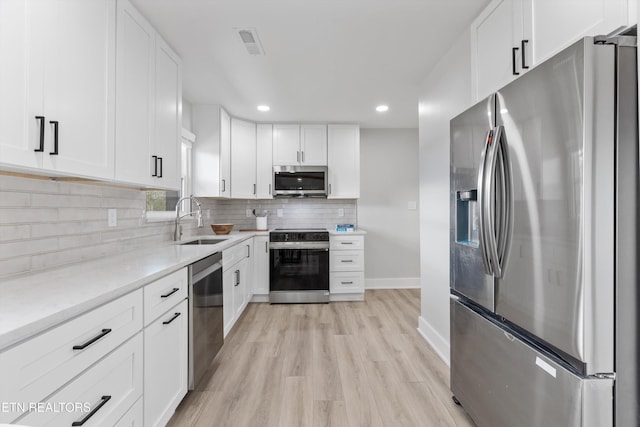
18;332;143;427
330;272;365;294
330;235;364;250
143;268;188;326
330;250;364;272
223;239;252;271
114;396;143;426
0;289;143;423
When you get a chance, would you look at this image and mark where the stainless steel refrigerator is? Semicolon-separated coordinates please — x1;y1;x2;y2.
449;35;638;427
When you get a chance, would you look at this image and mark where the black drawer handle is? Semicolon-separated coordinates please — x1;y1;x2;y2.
161;287;180;298
152;155;158;177
73;329;112;350
341;281;354;285
158;157;163;178
512;47;520;75
340;260;354;263
71;395;111;426
521;39;529;69
341;242;354;245
162;312;181;325
34;116;45;152
49;120;59;155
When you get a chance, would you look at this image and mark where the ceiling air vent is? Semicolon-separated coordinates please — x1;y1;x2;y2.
235;28;265;56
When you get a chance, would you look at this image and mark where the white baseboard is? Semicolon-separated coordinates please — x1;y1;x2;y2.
417;316;450;366
250;294;269;303
330;293;364;302
365;277;420;289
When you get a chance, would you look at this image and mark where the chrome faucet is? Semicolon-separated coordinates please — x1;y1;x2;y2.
174;196;204;241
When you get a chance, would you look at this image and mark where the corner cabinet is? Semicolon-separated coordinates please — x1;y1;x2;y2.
115;0;181;190
0;0;116;180
327;124;360;199
471;0;634;101
192;105;231;198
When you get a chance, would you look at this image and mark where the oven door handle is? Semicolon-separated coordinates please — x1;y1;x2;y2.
191;262;222;283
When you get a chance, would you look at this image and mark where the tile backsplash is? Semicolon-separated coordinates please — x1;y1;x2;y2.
193;198;357;233
0;174;357;279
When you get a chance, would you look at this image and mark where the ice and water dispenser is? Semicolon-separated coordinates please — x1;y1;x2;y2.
456;189;479;246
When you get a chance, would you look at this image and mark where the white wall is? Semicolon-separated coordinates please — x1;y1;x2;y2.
417;29;474;365
359;128;420;289
182;98;193;132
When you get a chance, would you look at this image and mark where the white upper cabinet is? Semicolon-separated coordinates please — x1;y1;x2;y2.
192;105;231;197
471;0;528;101
300;124;328;165
231;118;257;199
0;0;115;179
472;0;634;101
531;0;632;64
115;0;181;190
327;124;360;199
273;124;327;166
272;124;300;165
256;124;274;199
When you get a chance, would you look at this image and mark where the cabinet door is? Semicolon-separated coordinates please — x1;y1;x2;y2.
115;0;155;186
256;124;273;198
42;0;115;179
471;0;524;101
300;124;327;165
0;0;42;169
244;240;254;304
144;299;188;427
327;125;360;199
273;124;300;165
531;0;629;64
231;118;257;198
253;236;270;296
222;267;235;337
233;261;247;319
220;108;232;197
153;36;181;190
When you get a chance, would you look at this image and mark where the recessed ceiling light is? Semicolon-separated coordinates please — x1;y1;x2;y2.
376;105;389;112
257;105;270;112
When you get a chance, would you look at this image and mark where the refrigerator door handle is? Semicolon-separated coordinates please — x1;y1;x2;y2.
485;127;502;278
494;125;513;278
477;129;494;276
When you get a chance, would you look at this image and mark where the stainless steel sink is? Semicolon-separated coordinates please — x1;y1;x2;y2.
180;239;227;245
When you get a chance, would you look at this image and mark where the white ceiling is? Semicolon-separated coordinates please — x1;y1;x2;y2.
131;0;490;128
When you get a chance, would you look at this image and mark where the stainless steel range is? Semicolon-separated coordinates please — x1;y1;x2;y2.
269;229;330;303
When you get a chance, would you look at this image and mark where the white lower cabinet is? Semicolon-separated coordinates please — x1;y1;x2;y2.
18;333;143;427
222;238;254;337
329;234;365;300
115;397;143;426
143;299;188;427
252;235;270;300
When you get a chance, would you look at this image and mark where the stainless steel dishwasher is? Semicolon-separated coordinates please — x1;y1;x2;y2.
188;252;223;390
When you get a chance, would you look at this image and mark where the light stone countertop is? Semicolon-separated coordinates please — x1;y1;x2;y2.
0;232;263;352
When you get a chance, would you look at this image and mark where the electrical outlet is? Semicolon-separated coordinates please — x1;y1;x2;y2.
107;209;117;227
338;208;344;217
277;209;283;217
246;209;252;217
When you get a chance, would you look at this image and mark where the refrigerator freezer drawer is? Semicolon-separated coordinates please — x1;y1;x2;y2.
450;299;613;427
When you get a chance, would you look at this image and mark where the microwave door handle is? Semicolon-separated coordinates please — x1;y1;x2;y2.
477;129;493;276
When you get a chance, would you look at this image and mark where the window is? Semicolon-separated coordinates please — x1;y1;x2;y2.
145;130;194;221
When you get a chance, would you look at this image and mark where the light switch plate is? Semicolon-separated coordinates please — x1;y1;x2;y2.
246;209;252;217
338;208;344;217
107;209;117;227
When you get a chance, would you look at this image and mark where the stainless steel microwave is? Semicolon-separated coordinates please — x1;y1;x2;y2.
273;165;328;197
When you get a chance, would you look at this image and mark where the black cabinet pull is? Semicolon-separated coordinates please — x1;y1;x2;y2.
152;155;158;177
512;47;520;75
71;395;111;426
521;40;529;69
161;287;180;298
34;116;45;152
49;121;59;155
235;270;240;286
341;281;354;285
158;157;163;178
246;244;250;258
162;312;181;325
72;328;112;350
221;179;226;192
341;259;354;263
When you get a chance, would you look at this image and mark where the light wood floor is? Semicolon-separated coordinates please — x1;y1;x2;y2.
168;289;475;427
